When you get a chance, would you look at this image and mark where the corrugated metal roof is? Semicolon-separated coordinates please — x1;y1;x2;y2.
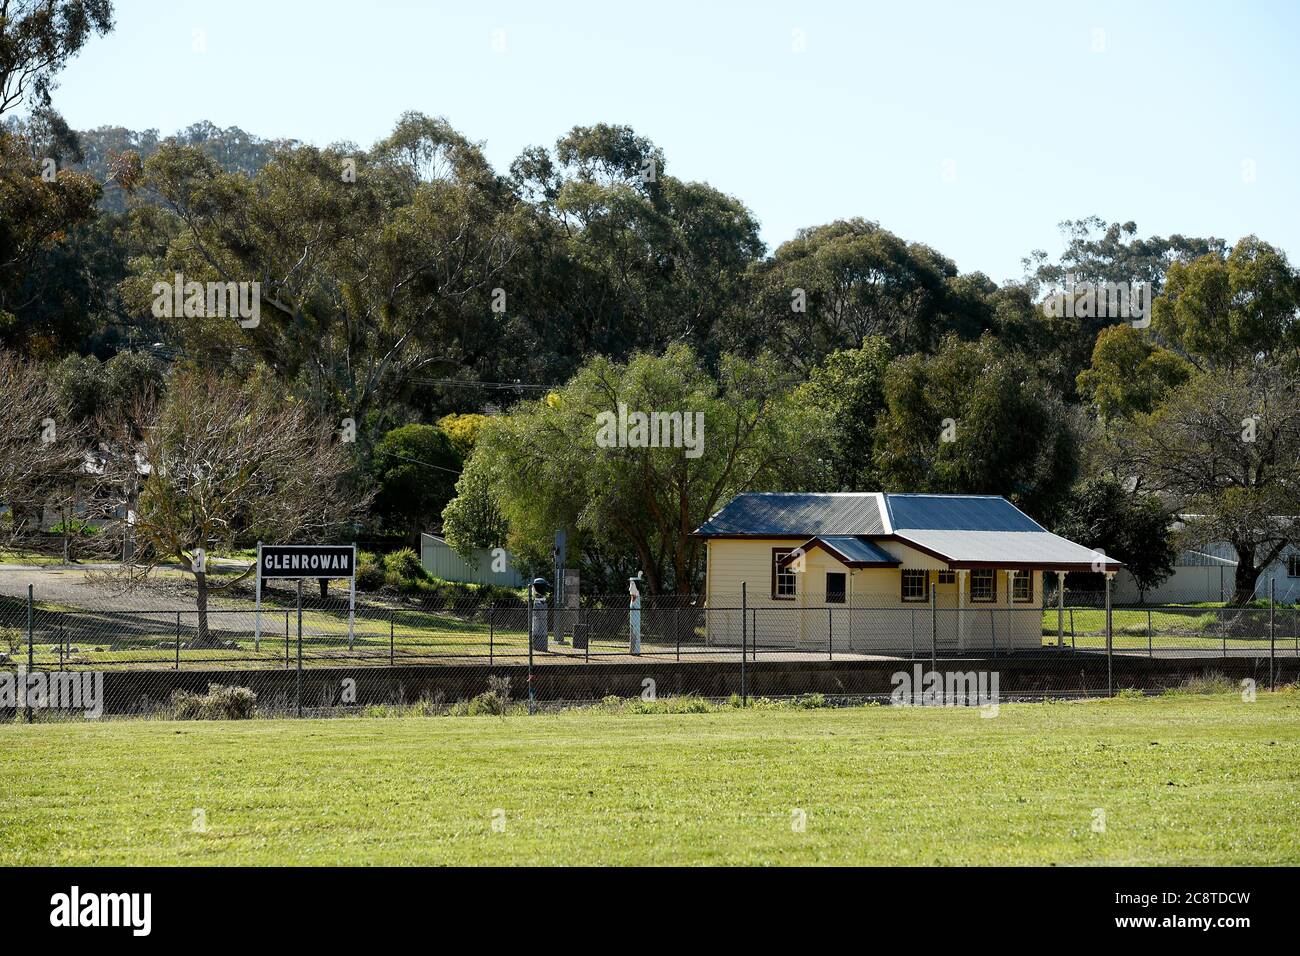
695;491;1122;569
1176;549;1238;568
817;536;899;565
694;493;885;536
884;494;1044;532
894;529;1119;569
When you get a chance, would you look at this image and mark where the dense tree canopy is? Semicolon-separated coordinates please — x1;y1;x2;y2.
0;0;1295;600
444;345;828;593
871;335;1078;522
370;423;461;543
1051;477;1177;593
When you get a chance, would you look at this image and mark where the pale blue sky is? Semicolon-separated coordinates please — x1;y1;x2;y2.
52;0;1300;281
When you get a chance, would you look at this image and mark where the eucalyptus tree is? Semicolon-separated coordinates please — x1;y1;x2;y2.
506;123;764;374
120;112;523;447
0;0;114;120
742;218;961;371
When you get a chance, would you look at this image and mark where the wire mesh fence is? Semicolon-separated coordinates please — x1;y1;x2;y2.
2;584;1296;721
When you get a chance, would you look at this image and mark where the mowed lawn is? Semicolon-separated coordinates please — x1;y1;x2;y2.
1;694;1298;865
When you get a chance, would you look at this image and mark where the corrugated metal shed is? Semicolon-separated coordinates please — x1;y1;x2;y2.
1176;549;1237;568
694;493;885;536
419;534;527;587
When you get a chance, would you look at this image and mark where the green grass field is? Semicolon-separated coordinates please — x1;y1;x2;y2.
2;692;1297;865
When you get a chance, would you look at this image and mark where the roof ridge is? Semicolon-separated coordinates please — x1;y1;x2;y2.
734;491;881;497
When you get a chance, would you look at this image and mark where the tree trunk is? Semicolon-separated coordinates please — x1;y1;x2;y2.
1231;546;1260;605
319;578;328;599
192;570;216;648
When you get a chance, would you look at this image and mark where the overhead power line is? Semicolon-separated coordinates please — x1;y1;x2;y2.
376;449;461;476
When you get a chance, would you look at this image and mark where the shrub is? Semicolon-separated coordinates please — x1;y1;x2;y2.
384;548;427;582
355;550;384;591
172;684;257;720
467;675;512;716
50;518;100;537
793;692;829;709
1170;672;1239;695
628;695;712;714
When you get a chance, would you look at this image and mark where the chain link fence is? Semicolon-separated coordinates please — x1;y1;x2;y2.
2;583;1296;721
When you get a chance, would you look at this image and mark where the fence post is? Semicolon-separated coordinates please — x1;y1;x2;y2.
741;583;748;706
527;588;535;715
285;610;290;669
488;606;494;665
828;607;833;661
1269;579;1276;692
1056;572;1065;653
929;583;937;671
296;580;303;718
175;611;181;670
1147;608;1153;658
390;609;395;666
1105;572;1114;698
26;585;34;724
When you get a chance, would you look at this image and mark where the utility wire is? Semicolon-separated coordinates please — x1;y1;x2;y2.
376;449;461;476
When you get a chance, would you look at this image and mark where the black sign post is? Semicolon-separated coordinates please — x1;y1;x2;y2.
255;543;357;650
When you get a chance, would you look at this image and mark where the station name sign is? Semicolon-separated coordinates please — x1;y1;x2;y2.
259;544;355;579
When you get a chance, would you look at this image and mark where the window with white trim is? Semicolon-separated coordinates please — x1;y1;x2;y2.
1288;554;1300;578
773;550;797;599
901;569;928;602
1011;572;1033;603
970;568;996;602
